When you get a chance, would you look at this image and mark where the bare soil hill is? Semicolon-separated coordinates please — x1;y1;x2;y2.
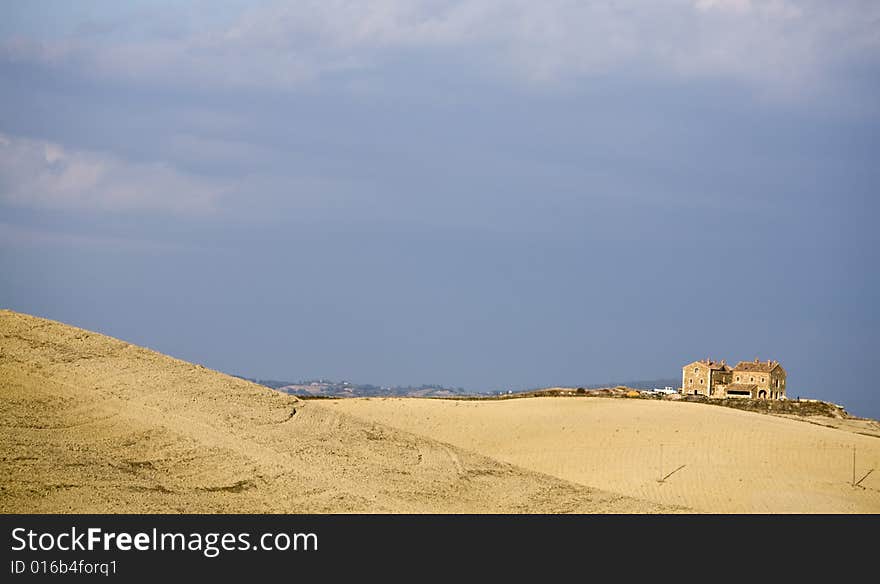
327;396;880;513
0;310;668;513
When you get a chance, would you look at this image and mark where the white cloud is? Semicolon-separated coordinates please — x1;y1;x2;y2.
2;1;878;95
0;133;224;214
694;0;754;13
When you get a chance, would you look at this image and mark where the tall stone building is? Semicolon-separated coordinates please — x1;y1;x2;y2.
681;358;786;399
729;359;787;399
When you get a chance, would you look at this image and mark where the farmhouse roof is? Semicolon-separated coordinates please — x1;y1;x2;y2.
733;359;782;373
685;359;731;372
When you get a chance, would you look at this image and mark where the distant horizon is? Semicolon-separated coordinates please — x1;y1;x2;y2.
232;371;681;391
4;307;814;404
2;305;874;418
236;369;867;415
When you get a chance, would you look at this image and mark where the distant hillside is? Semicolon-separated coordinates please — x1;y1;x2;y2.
584;378;680;390
235;375;681;398
233;376;482;398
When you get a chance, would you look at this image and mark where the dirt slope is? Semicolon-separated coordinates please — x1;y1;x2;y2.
326;397;880;513
0;310;669;513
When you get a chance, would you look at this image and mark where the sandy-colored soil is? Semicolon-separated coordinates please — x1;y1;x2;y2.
0;309;668;513
774;414;880;439
326;397;880;513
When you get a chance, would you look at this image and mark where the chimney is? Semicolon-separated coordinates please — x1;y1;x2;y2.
754;357;759;363
767;359;771;366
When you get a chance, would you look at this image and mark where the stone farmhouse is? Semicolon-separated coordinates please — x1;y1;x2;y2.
681;358;786;399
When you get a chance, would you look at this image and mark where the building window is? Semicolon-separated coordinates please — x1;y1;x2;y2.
700;379;704;384
694;367;698;373
736;376;740;382
750;377;754;382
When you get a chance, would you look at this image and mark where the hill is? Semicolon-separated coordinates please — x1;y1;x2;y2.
0;309;668;513
326;396;880;513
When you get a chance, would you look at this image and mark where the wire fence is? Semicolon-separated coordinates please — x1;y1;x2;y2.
511;442;880;491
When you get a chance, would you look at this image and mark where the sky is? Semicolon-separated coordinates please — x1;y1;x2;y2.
1;1;879;417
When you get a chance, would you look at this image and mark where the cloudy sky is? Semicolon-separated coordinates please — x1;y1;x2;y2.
1;1;878;416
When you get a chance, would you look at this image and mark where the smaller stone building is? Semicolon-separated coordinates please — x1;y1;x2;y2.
681;358;786;399
681;358;732;397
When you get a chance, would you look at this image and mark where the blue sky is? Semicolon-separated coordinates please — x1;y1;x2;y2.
1;1;879;417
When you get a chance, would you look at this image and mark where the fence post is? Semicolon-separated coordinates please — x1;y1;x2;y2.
659;443;663;483
852;445;856;487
